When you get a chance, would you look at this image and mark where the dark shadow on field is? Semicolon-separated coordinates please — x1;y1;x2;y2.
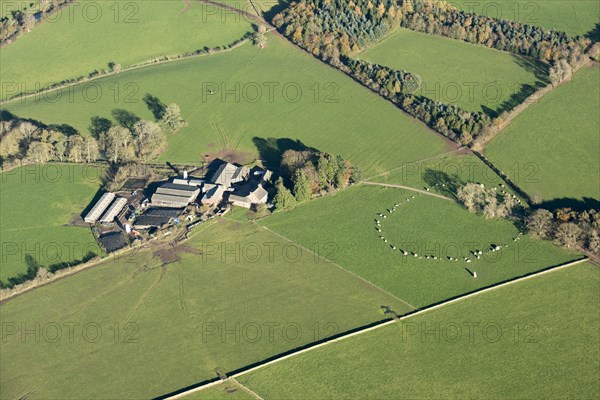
262;0;291;21
80;188;107;219
585;22;600;42
534;197;600;212
88;116;113;139
48;251;97;273
252;137;316;172
48;123;78;136
143;94;167;121
481;55;549;118
422;169;463;198
111;109;140;131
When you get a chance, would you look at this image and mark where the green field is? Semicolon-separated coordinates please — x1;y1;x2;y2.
486;66;600;203
449;0;600;38
261;184;578;307
181;381;254;400
3;33;448;176
359;28;547;115
238;262;599;399
0;164;104;281
369;151;523;201
0;0;253;99
0;219;411;399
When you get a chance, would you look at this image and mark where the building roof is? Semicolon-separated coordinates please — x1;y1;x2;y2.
210;162;248;187
100;197;128;223
84;192;115;223
230;183;268;204
151;193;192;207
172;178;204;186
202;184;225;205
145;207;182;218
151;182;199;206
134;215;173;228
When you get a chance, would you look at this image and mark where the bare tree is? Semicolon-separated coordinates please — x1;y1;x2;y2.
133;120;166;161
527;209;554;238
554;223;581;248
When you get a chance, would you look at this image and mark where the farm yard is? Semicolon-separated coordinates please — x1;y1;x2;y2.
2;32;448;176
0;219;412;399
449;0;600;38
359;28;547;115
1;0;598;397
236;262;600;399
486;66;600;203
261;184;578;307
0;164;104;281
0;1;254;100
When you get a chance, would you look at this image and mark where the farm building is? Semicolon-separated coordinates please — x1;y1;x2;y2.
228;166;271;208
133;208;181;229
84;192;115;223
210;162;249;187
229;185;268;208
201;183;226;206
100;197;128;224
173;178;204;186
229;182;268;208
151;182;200;208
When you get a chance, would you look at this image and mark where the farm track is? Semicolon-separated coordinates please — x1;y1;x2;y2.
231;377;264;400
361;181;455;202
160;257;589;400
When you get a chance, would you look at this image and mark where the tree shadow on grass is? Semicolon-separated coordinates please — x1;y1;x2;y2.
143;94;167;121
88;116;113;139
481;54;550;118
585;22;600;43
252;137;317;172
111;109;140;131
534;197;600;212
422;169;464;198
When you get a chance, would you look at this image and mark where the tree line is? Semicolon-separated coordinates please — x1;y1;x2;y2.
527;208;600;254
454;181;600;255
343;58;491;141
0;0;75;45
272;0;596;144
0;98;186;168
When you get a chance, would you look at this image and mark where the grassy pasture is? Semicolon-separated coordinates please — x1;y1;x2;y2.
0;219;411;399
359;28;547;115
0;164;104;281
180;381;254;400
369;151;521;199
3;33;448;176
238;262;600;399
449;0;600;38
261;185;578;308
0;0;254;99
486;66;600;203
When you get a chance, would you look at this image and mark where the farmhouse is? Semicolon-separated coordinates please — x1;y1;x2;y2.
229;183;268;208
84;192;115;223
151;182;200;208
228;167;271;208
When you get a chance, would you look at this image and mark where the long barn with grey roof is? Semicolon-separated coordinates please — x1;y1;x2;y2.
84;192;115;223
100;197;128;224
151;182;200;208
